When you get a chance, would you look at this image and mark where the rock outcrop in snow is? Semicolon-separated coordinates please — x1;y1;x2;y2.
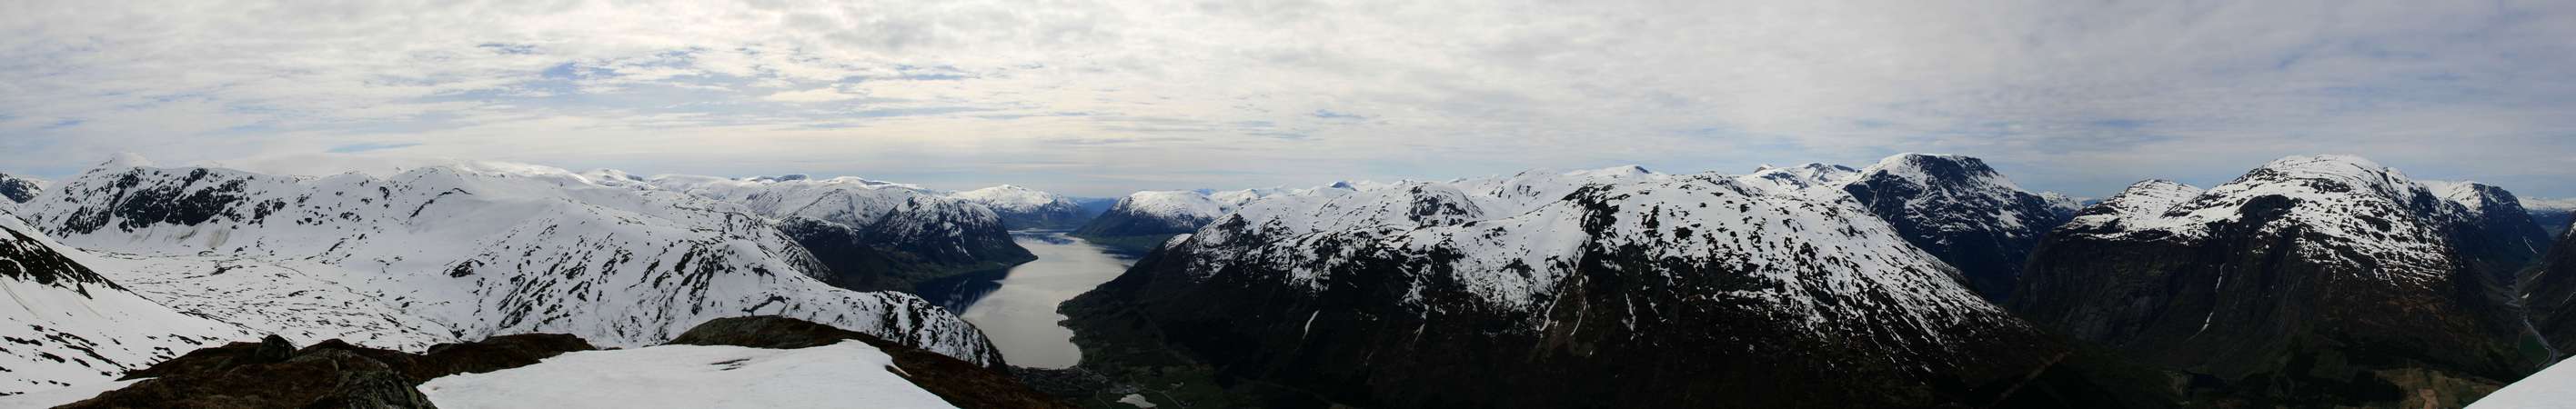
15;158;1003;366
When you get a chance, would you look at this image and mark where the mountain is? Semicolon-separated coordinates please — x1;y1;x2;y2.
0;173;40;204
1063;167;2102;408
2524;221;2576;356
633;174;1034;293
0;208;253;394
1071;188;1301;254
2010;155;2531;406
2526;198;2575;238
949;185;1090;230
1830;154;2073;303
15;157;1004;367
2426;181;2556;284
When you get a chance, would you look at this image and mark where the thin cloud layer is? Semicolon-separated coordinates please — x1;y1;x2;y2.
1;0;2571;197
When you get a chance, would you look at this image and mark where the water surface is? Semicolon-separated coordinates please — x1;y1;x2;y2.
920;231;1134;368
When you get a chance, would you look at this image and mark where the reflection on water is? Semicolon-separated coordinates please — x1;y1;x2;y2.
913;230;1136;368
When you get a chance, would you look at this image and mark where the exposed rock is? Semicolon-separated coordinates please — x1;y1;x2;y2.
66;334;589;408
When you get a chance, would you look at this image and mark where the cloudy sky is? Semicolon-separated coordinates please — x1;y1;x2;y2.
2;0;2571;198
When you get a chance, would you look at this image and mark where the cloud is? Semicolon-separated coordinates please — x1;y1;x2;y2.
326;142;423;154
0;0;2570;198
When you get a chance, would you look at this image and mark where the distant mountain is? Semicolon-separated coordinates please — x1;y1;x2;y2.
0;173;40;204
1071;187;1316;254
950;185;1090;230
2011;155;2531;406
2527;198;2576;238
629;173;1034;292
1064;165;2114;408
0;208;252;394
1826;154;2074;303
17;157;1003;367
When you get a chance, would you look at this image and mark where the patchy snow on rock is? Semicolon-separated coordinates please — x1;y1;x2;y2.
419;341;956;409
2056;155;2480;285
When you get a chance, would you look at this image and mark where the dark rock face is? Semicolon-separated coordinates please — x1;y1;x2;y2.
0;173;38;204
669;316;1072;409
2529;208;2572;244
1063;176;2108;409
783;215;1034;293
2009;157;2529;406
1840;155;2069;303
66;334;594;409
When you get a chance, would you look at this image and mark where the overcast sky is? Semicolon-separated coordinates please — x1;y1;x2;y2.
2;0;2571;198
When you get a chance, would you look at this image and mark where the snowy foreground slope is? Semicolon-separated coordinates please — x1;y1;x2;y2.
15;157;1001;366
2470;360;2576;409
0;209;251;394
420;341;958;409
1071;165;2075;408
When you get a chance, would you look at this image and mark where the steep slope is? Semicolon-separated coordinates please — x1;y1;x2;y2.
17;159;1003;366
951;185;1090;230
0;208;253;394
1067;171;2083;408
1832;154;2072;303
2011;155;2529;406
641;174;1033;293
2525;224;2576;354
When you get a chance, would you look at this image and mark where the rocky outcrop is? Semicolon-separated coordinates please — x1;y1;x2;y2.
61;334;593;408
1836;154;2071;303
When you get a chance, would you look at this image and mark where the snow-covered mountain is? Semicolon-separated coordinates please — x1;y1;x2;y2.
950;185;1089;230
1824;154;2075;303
15;157;1003;367
1065;166;2079;408
2425;181;2557;283
1070;187;1321;254
0;208;253;394
625;173;1033;292
2011;155;2530;406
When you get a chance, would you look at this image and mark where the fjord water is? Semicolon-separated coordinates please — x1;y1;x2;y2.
923;231;1134;368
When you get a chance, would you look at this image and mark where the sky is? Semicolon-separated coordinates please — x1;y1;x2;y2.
1;0;2571;199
